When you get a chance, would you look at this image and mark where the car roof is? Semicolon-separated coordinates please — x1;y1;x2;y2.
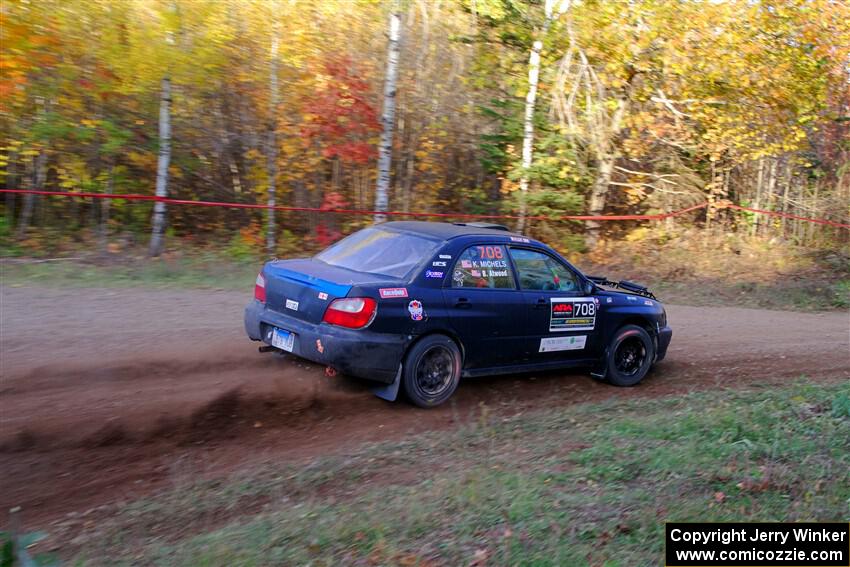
381;220;524;240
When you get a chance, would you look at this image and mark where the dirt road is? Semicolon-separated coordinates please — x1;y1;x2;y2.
1;285;848;528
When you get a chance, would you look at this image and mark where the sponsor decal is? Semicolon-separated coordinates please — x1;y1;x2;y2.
318;292;328;301
606;297;613;303
539;335;587;352
316;339;324;354
453;245;515;287
550;297;596;332
407;299;424;321
285;299;299;311
510;236;530;243
644;299;653;306
464;260;507;270
379;287;408;299
439;254;452;259
627;295;637;302
464;260;501;269
425;270;444;278
432;261;447;267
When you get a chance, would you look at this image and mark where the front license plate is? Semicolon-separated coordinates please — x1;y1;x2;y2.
271;327;295;352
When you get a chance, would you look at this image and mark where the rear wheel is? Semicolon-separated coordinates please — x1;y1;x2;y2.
605;325;654;386
402;334;461;408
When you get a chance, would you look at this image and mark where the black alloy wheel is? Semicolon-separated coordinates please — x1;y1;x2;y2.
614;335;647;377
605;324;655;386
402;334;462;407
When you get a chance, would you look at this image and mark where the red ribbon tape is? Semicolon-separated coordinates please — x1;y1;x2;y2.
1;189;846;228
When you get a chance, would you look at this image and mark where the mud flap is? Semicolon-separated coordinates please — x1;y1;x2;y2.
371;364;402;402
590;348;609;381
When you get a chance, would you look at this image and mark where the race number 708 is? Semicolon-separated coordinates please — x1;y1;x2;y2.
575;302;595;317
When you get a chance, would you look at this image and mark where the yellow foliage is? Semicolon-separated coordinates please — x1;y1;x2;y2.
625;227;649;242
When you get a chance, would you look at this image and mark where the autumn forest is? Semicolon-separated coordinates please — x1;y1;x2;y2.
1;0;848;257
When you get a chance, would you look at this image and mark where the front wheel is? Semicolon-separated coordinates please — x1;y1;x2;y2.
605;325;655;386
402;334;462;408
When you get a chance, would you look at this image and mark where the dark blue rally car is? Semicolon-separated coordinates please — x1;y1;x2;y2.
245;221;672;407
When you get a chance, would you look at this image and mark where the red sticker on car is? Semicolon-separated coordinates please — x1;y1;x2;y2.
379;287;409;299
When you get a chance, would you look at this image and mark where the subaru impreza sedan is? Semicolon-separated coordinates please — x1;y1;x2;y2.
245;221;671;407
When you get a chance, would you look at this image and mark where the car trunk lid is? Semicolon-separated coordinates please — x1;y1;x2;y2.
263;258;402;324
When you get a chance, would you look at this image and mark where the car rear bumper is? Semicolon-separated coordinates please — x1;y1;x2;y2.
244;300;405;384
655;326;673;362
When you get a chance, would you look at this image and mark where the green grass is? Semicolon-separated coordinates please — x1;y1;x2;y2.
65;380;850;566
3;256;848;311
645;278;850;311
832;279;850;309
0;254;260;290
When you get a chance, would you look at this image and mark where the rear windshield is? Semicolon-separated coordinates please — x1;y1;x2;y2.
314;227;440;278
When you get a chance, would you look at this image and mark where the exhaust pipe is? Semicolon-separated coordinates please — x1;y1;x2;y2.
258;345;278;353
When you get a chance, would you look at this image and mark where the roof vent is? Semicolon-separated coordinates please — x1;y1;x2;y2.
452;222;511;231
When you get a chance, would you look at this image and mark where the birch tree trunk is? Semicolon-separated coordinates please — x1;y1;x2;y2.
584;155;615;248
266;27;279;253
100;160;114;250
752;158;764;237
18;100;47;239
517;0;568;233
374;10;401;224
517;24;547;233
584;95;628;249
17;149;46;239
149;76;172;257
808;178;819;245
780;161;791;236
765;158;777;237
5;149;17;226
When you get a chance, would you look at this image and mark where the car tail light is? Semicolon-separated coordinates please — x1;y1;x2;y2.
322;297;377;329
254;273;266;303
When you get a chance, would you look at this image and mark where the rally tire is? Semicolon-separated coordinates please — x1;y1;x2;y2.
605;325;655;387
402;334;462;408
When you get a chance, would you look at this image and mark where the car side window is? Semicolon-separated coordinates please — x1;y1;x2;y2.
509;248;579;292
451;245;515;289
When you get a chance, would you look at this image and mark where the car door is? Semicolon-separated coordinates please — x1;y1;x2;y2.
508;247;601;363
442;243;529;369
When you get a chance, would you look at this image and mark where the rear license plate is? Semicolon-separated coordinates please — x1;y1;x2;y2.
271;327;295;352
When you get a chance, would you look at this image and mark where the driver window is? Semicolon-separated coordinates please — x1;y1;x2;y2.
509;248;578;292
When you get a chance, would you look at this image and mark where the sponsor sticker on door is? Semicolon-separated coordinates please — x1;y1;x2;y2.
407;300;424;321
379;287;408;299
539;335;587;352
550;297;596;332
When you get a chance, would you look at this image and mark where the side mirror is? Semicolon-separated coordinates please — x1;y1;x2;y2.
583;280;595;295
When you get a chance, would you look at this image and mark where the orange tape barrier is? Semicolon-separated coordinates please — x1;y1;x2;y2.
1;189;847;228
